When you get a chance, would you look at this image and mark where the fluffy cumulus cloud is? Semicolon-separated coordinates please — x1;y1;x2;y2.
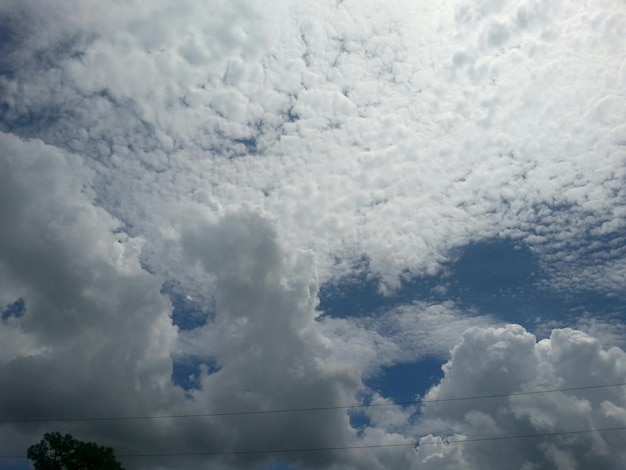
0;0;625;468
0;133;177;447
413;325;626;469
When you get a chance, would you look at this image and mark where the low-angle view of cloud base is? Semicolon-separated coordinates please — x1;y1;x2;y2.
1;0;625;469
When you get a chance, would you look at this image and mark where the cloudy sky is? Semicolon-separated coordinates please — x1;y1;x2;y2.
1;0;625;468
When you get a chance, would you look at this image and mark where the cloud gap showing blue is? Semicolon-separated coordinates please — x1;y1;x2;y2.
320;237;626;406
367;358;445;404
1;298;25;321
162;282;213;331
446;239;549;323
171;356;220;391
318;271;441;319
321;238;624;327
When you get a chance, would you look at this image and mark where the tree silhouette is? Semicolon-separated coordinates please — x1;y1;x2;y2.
27;432;124;470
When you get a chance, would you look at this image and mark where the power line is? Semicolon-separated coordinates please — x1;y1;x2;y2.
117;426;626;456
0;382;623;424
118;426;626;456
2;426;625;459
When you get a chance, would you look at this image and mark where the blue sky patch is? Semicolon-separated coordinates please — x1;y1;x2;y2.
321;237;625;332
366;357;444;404
171;356;220;391
320;237;626;408
1;298;25;321
318;270;441;318
162;282;213;331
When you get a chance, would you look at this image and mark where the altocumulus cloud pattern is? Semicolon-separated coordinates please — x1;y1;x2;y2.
1;0;625;469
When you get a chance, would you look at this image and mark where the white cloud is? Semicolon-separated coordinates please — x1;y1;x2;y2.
0;133;362;468
413;325;626;469
0;132;180;458
2;0;624;291
319;301;496;374
1;0;625;468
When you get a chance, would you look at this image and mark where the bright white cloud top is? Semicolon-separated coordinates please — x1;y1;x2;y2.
1;0;625;469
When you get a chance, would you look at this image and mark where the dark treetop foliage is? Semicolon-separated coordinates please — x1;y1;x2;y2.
27;432;124;470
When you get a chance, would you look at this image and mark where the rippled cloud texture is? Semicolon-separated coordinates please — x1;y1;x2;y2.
1;0;625;468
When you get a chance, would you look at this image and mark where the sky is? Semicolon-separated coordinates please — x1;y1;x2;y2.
0;0;625;469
